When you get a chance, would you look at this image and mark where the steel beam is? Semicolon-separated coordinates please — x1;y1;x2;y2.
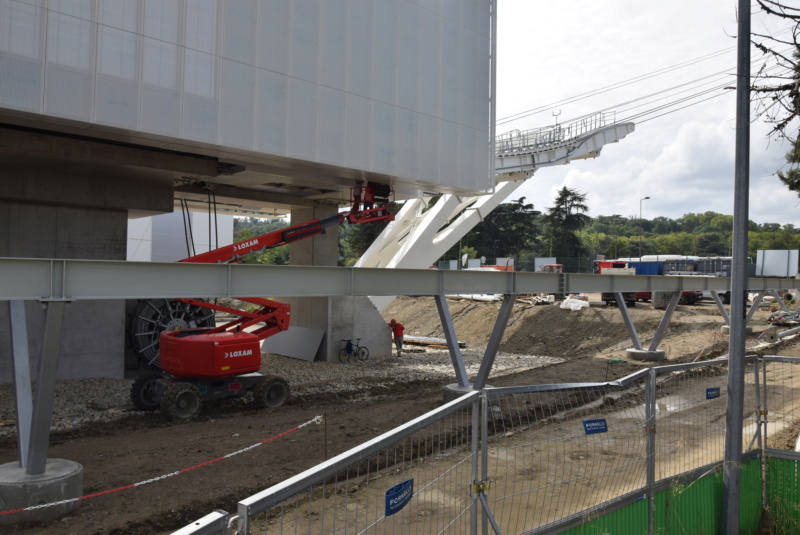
0;258;795;302
434;294;470;388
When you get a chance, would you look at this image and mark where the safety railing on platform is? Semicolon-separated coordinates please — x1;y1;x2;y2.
176;356;800;534
495;111;616;155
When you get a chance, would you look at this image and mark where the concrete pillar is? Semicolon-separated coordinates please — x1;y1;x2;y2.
0;201;128;381
0;137;184;381
285;204;392;361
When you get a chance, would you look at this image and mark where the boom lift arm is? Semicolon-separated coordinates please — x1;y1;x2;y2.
129;182;394;370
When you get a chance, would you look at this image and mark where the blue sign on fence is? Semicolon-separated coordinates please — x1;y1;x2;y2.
706;387;721;400
385;478;414;516
583;419;608;435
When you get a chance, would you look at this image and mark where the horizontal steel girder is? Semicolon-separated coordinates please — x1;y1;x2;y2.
0;258;796;301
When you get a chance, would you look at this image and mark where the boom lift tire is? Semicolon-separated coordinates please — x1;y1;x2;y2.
129;299;216;369
161;382;202;420
130;373;162;412
252;376;289;409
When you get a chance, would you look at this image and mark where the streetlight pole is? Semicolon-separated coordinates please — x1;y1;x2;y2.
639;196;650;259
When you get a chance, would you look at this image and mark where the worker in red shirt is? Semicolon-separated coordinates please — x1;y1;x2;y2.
388;319;404;357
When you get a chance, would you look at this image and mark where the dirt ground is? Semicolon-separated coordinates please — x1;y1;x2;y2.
1;296;795;534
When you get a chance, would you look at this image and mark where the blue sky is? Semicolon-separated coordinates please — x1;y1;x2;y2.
496;1;798;226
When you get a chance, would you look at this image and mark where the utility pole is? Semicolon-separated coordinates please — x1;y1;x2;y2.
722;0;750;532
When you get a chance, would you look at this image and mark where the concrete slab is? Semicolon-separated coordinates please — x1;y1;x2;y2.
0;458;83;526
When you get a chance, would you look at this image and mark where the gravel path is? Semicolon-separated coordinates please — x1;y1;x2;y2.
0;349;561;437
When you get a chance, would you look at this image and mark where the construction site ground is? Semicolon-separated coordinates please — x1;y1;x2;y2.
2;295;798;535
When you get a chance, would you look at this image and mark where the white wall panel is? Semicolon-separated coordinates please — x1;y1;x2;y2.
1;0;493;194
318;87;347;165
257;0;289;74
221;59;256;150
395;1;420;113
346;94;372;171
291;0;321;84
288;78;319;162
319;0;348;92
347;0;373;99
255;69;288;156
396;108;419;179
371;1;397;104
372;101;396;175
419;9;442;119
223;0;257;65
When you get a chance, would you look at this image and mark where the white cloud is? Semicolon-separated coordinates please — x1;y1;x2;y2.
499;1;799;226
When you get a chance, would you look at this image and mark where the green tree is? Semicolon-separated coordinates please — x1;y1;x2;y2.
751;3;800;196
543;187;591;258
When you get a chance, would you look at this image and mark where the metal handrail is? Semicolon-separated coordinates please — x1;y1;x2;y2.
495;112;616;155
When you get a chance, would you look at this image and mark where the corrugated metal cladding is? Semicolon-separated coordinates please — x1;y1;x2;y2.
0;0;494;193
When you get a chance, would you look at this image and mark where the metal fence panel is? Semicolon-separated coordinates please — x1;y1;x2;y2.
236;392;480;534
484;380;649;534
652;359;759;484
178;357;790;534
763;357;800;453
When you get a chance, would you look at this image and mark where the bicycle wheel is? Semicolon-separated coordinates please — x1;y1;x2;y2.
356;346;369;361
338;348;351;363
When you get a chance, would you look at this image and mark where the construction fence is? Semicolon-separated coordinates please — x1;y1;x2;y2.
177;356;800;535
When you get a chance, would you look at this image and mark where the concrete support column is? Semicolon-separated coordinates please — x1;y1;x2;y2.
285;204;391;361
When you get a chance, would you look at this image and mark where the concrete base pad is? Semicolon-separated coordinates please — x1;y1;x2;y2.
441;383;498;403
626;349;667;362
0;459;83;526
720;325;754;335
442;383;476;403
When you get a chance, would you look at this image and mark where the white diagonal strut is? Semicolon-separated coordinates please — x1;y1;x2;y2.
357;119;635;276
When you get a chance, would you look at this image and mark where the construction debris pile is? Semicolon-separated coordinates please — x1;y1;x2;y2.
769;311;800;327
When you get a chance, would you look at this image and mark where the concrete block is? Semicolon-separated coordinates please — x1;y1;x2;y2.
720;325;754;335
626;348;667;362
0;459;83;526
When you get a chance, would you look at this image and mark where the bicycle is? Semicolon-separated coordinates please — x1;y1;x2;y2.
339;338;369;363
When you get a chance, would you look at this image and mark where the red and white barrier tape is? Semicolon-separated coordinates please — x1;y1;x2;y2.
0;415;323;516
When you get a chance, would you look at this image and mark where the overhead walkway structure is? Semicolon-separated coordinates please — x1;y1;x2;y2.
356;113;635;292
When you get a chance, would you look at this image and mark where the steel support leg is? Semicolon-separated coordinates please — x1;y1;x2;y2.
745;291;764;324
769;290;790;313
434;295;470;387
614;292;643;350
473;295;516;390
648;292;680;351
26;300;67;475
711;291;730;325
7;301;33;468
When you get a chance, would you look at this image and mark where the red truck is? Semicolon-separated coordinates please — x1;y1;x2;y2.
595;261;637;307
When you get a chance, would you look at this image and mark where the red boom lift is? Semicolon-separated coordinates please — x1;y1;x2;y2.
129;182;394;419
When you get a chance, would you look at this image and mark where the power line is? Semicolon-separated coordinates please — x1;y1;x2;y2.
498;25;795;127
